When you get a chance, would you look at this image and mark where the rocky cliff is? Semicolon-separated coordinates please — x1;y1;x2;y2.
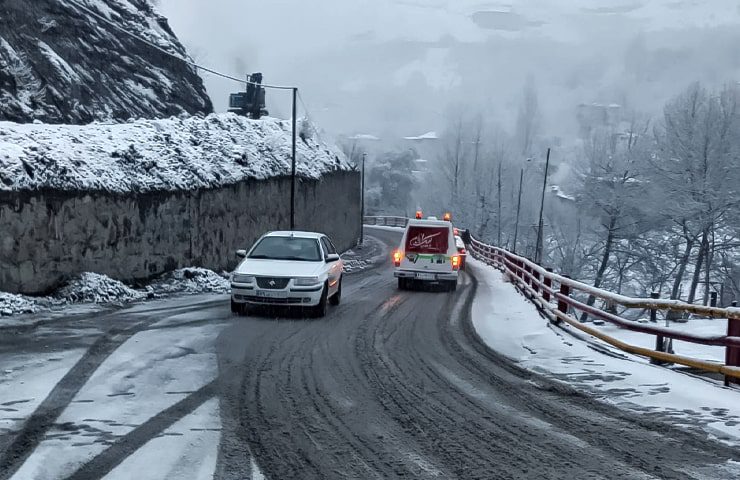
0;0;212;124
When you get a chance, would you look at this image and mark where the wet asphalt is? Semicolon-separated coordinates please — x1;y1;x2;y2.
1;229;738;479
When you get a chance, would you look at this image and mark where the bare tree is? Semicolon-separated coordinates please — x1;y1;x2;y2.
440;115;467;207
654;82;740;305
515;76;540;157
575;125;652;320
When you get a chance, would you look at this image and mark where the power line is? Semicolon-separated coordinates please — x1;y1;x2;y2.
297;90;328;147
65;0;296;90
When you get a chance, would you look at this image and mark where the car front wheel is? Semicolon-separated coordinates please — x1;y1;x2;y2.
231;298;242;315
329;277;342;306
312;284;329;318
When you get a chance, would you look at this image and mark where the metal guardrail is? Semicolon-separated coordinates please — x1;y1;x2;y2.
362;215;740;384
363;216;408;228
468;236;740;384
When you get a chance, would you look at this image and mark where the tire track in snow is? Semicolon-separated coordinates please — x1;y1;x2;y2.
212;228;739;478
0;297;228;479
63;379;218;480
0;326;143;480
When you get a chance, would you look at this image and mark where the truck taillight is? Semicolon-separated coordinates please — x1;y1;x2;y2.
451;255;460;270
444;212;452;221
393;250;403;267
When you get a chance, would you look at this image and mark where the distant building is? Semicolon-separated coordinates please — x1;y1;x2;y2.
402;131;438;141
576;103;621;138
402;131;439;168
349;134;381;141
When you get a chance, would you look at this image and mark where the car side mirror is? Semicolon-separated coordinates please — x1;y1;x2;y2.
326;253;340;263
236;249;247;259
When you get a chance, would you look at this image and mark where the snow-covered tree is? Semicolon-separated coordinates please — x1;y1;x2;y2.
366;149;417;215
652;82;740;304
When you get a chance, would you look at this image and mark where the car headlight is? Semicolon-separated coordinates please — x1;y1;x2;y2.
232;274;255;284
294;277;321;286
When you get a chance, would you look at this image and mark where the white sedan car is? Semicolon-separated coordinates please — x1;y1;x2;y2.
230;231;343;317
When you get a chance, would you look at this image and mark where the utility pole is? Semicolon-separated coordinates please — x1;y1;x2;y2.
496;160;502;247
512;168;524;254
534;147;551;264
290;87;298;230
360;152;366;245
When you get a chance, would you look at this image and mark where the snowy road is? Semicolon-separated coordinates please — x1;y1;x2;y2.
1;229;738;479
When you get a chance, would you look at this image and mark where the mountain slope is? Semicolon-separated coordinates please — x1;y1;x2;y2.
0;0;212;124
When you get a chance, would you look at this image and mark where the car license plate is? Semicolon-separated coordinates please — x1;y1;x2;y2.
416;273;436;280
256;290;286;298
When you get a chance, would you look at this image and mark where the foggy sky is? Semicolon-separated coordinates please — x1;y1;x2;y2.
158;0;740;142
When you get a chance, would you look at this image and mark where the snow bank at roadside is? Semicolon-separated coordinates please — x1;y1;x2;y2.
0;268;231;318
468;256;740;445
0;113;350;192
342;236;387;274
151;267;230;295
0;292;40;316
54;272;146;304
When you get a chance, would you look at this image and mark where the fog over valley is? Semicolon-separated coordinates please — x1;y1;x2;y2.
160;0;740;141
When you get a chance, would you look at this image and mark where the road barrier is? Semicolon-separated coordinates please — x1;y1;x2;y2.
363;216;408;228
467;236;740;385
363;216;740;385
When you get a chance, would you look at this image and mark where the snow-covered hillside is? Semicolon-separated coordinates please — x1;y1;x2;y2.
0;113;350;193
0;0;212;124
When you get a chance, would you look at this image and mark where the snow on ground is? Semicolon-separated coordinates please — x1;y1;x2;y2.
0;113;350;193
0;303;109;329
0;292;40;316
0;350;87;437
149;268;230;295
12;321;222;479
102;398;220;480
597;319;727;364
142;295;229;330
54;272;146;304
342;236;387;274
469;257;740;445
0;268;231;320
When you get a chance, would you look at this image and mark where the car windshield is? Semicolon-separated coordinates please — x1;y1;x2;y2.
248;236;322;262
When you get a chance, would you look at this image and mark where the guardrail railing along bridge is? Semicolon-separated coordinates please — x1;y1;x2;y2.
364;215;740;386
363;216;409;228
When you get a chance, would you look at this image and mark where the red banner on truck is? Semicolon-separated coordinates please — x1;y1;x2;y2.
405;226;449;254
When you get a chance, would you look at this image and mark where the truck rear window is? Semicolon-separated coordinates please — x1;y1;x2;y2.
405;226;449;254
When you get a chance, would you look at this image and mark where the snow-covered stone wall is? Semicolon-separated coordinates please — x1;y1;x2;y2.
0;114;360;294
0;171;360;294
